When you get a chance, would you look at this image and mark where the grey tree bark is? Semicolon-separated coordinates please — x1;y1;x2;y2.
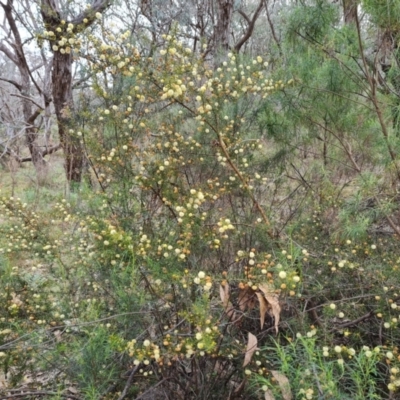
0;0;51;182
40;0;112;185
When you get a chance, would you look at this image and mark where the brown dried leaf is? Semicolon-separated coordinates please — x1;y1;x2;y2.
256;292;269;328
238;287;256;311
234;378;247;395
238;288;249;311
220;283;238;321
271;370;292;400
220;283;230;309
243;332;258;367
225;302;236;320
259;283;281;333
213;360;223;375
164;293;174;301
149;324;157;339
264;389;276;400
0;371;7;390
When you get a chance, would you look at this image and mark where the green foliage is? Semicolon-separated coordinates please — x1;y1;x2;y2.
3;4;400;399
285;0;339;44
256;335;386;399
362;0;400;30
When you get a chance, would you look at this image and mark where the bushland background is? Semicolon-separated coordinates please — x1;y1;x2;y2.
1;0;400;399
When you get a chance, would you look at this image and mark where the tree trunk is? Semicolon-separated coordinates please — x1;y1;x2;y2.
41;0;111;185
342;0;357;24
21;74;48;182
51;50;83;183
0;0;48;183
214;0;234;51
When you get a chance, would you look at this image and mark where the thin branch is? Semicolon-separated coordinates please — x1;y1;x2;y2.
117;365;141;400
1;0;23;48
69;0;112;30
72;73;94;89
263;0;282;54
334;311;374;330
27;108;42;125
0;142;21;162
134;378;169;400
11;93;44;110
217;132;275;238
20;143;62;162
1;1;45;97
0;76;22;91
0;40;18;64
237;9;250;25
31;60;46;73
234;0;264;52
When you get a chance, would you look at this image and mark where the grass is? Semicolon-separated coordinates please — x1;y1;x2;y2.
0;154;66;201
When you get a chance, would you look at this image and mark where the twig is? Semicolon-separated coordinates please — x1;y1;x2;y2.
20;144;62;162
0;76;22;91
234;0;264;52
217;133;276;239
1;391;81;399
134;378;169;400
117;365;140;400
263;0;282;54
10;93;43;110
334;311;374;329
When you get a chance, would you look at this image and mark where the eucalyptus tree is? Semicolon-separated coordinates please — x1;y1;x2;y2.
0;0;112;185
40;0;112;184
114;0;264;56
0;0;53;182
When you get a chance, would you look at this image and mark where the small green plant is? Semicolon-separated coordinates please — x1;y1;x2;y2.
254;333;392;399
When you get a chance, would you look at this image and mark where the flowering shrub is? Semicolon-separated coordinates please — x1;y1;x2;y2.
1;18;400;400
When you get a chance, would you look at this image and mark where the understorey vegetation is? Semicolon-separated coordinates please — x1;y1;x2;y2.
2;1;400;399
